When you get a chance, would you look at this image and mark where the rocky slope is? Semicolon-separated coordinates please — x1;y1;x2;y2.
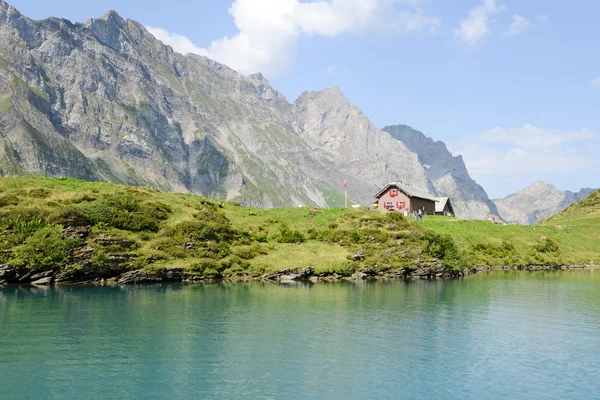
0;1;434;208
494;182;595;224
0;1;505;217
383;124;500;220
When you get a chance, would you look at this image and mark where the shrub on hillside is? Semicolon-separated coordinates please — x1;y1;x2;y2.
167;218;236;242
190;259;223;275
0;207;49;235
76;194;172;232
0;194;20;207
385;212;410;227
274;224;305;244
28;188;51;198
472;240;518;264
533;238;560;254
49;207;91;227
9;225;82;271
422;231;470;269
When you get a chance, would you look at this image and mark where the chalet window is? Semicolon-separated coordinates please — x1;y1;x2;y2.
390;189;398;197
396;201;405;209
385;202;393;208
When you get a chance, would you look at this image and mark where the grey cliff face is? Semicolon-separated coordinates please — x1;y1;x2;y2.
494;182;595;224
383;124;500;220
0;1;502;217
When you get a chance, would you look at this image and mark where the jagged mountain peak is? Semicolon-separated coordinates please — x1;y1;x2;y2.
99;10;123;21
0;0;17;13
296;86;346;102
247;72;289;106
529;181;547;187
383;124;451;159
0;0;24;23
84;9;127;33
248;72;265;81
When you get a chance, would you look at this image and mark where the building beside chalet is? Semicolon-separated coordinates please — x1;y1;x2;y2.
435;197;455;217
375;183;437;214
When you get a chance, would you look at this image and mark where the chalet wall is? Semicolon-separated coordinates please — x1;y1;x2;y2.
377;189;410;212
411;197;436;215
376;186;436;214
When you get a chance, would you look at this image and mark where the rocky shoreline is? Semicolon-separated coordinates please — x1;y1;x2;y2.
0;263;596;287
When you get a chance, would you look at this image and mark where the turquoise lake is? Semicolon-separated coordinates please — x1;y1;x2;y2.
2;271;600;399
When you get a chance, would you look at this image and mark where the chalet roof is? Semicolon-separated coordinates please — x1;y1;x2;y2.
435;197;450;213
375;183;437;202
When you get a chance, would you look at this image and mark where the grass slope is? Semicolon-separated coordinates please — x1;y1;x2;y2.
0;177;597;281
423;189;600;266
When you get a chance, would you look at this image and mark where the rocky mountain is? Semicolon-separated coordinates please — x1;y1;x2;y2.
382;124;500;220
0;1;434;208
0;1;499;217
493;182;595;224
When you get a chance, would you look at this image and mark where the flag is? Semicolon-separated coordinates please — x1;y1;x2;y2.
343;179;347;188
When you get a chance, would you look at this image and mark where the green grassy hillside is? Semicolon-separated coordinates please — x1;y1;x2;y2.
549;189;600;223
0;178;597;282
423;189;600;267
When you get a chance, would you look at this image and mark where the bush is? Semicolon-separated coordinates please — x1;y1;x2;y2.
219;255;247;270
9;225;82;271
28;188;51;198
316;228;343;243
386;212;409;227
533;238;560;254
77;194;172;232
252;231;269;243
328;262;357;276
0;194;19;207
359;228;390;243
49;208;91;227
145;202;172;220
274;224;305;244
190;259;222;274
0;207;49;235
350;230;361;244
167;219;236;242
89;250;110;269
231;243;269;260
422;231;469;270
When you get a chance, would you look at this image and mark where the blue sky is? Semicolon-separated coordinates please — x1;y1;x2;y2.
10;0;600;198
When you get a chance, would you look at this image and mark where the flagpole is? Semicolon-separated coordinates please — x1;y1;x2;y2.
344;179;347;208
345;188;347;208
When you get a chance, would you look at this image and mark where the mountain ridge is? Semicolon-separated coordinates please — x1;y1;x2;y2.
0;2;500;218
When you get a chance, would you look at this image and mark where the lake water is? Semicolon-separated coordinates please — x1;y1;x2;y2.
2;271;600;399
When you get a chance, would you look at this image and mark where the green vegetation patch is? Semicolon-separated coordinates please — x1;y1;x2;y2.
0;177;598;279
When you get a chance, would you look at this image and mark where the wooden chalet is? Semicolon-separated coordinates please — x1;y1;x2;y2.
375;183;437;214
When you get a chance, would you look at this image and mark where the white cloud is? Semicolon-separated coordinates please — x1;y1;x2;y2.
326;65;335;75
450;124;600;196
145;26;207;56
536;15;549;23
504;15;531;37
454;0;506;48
146;0;439;77
590;78;600;89
480;124;594;149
